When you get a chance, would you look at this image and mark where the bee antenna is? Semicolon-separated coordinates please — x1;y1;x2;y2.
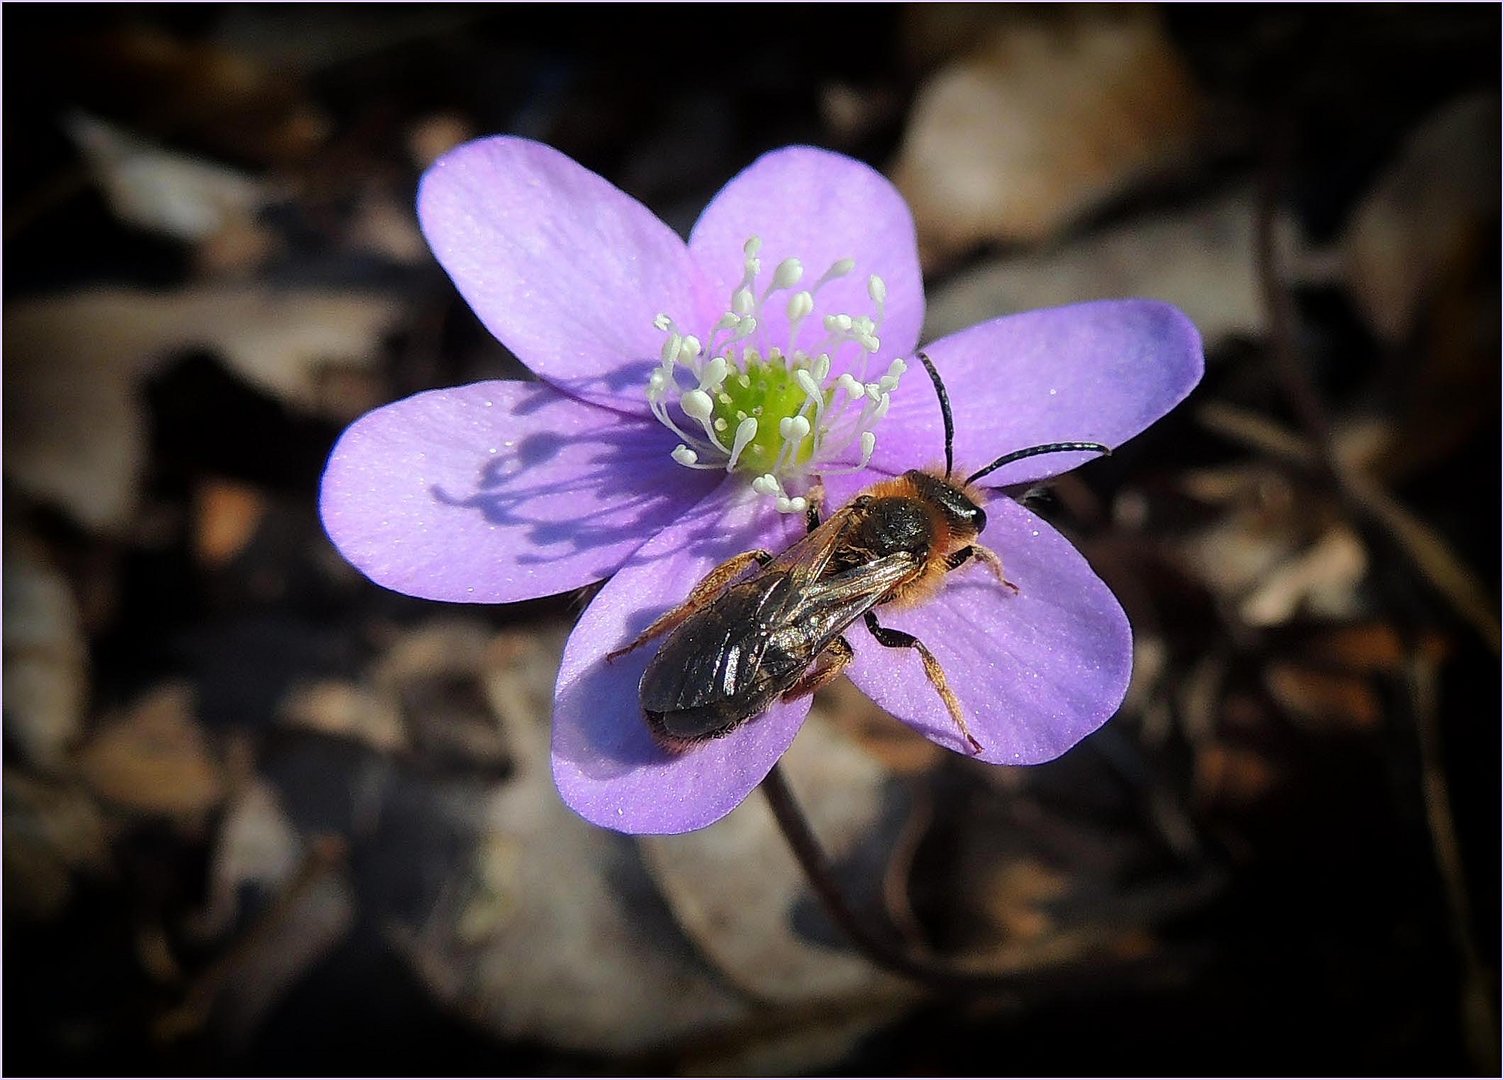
914;351;955;479
964;442;1112;485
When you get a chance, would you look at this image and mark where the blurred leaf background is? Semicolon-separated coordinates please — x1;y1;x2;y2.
3;4;1498;1075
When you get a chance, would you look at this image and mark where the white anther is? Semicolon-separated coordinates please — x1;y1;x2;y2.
653;313;673;332
700;357;728;389
660;334;681;365
671;445;699;466
736;315;757;339
868;275;886;306
681;389;714;421
680;335;702;360
859;333;880;354
836;373;862;399
794;369;823;404
857;431;876;461
779;415;811;443
773;258;803;289
786;290;813;322
744;236;762;258
828;257;855;278
810;353;831;382
732;287;755;316
752;474;780;497
825;313;853;334
726;417;759;469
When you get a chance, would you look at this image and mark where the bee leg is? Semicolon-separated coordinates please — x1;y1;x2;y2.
861;612;984;754
945;543;1018;595
605;548;774;662
804;481;827;533
780;636;854;701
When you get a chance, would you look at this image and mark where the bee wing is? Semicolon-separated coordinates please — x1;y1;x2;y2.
640;550;919;718
766;506;865;584
640;570;800;714
777;551;921;650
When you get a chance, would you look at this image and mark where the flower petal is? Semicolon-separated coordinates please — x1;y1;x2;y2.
872;299;1203;485
688;146;924;362
844;495;1131;764
552;485;810;834
320;380;718;603
418;136;708;414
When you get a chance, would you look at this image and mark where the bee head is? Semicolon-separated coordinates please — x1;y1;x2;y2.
904;470;987;540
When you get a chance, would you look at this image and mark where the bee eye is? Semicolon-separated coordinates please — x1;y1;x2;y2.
971;504;987;534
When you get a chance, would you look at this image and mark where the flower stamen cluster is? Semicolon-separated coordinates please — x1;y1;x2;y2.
648;236;906;513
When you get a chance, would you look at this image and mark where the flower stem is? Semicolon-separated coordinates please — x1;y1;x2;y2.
761;763;1213;1004
759;761;1044;995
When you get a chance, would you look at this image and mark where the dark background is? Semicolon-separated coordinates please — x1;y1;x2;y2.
4;4;1499;1075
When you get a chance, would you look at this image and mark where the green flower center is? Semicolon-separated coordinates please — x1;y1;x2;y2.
648;236;906;514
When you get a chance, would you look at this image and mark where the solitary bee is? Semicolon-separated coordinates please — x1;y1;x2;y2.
607;353;1108;754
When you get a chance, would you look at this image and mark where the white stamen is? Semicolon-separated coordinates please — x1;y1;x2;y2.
700;356;728;390
681;389;714;421
787;290;813;323
648;237;907;510
778;415;811;443
726;417;759;469
660;333;681;365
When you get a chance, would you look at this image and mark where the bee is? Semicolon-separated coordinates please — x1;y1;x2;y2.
606;352;1108;754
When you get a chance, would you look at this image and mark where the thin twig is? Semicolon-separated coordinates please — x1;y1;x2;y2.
1403;651;1499;1073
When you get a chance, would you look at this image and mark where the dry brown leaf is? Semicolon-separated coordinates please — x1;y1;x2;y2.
892;8;1203;260
278;678;406;754
3;771;112;920
376;620;509;770
1194;741;1280;809
1302;622;1448;673
639;711;914;1003
389;626;753;1056
1264;663;1381;732
922;186;1308;348
65;112;271;243
194;477;268;567
75;682;226;819
69;24;329;165
4;286;403;531
818;677;945;774
3;530;89;768
190;779;306;941
1343;93;1500;343
1239;527;1369;627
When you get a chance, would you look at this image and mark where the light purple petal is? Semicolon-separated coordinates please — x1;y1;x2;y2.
418;136;713;414
320;380;718;603
844;495;1131;764
688;146;924;362
871;300;1203;485
553;485;810;834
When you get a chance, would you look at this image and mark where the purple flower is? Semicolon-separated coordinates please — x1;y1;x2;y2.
319;136;1203;834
